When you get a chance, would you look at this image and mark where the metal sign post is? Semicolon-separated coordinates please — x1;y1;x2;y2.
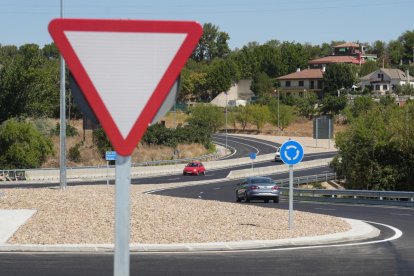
114;155;131;276
280;140;304;230
250;153;256;172
105;151;117;187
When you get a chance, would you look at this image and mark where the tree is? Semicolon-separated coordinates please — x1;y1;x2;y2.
320;95;347;115
0;119;54;169
332;103;414;191
323;63;356;96
359;60;378;78
206;58;240;100
234;105;253;131
250;72;274;99
248;104;271;131
186;104;224;132
268;99;296;130
387;40;405;66
398;30;414;63
296;92;318;118
191;23;230;62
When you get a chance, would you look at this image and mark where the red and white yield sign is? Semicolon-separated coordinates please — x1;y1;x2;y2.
49;19;202;156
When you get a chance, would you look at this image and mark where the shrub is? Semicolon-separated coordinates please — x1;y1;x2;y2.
92;127;112;156
0;118;54;169
68;143;82;162
50;122;78;137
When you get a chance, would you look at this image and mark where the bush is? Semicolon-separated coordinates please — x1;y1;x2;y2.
92;127;112;156
0;118;54;169
50;122;78;137
68;143;82;162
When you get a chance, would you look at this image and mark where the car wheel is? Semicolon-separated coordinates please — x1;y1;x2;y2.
274;197;279;203
202;171;205;175
244;192;250;203
236;194;242;202
264;199;269;203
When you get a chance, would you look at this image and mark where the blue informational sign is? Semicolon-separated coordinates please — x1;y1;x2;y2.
249;153;257;160
105;151;117;161
280;140;304;165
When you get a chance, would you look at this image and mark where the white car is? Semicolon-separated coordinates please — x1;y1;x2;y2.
274;147;281;161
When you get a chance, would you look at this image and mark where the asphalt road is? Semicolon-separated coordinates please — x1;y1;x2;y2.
2;134;413;275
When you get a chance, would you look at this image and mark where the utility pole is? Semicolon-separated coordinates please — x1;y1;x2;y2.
59;0;67;190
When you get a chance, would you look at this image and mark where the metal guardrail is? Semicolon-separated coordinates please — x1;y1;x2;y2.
275;172;337;187
0;170;26;181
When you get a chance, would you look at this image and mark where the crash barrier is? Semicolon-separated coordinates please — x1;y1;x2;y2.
0;170;26;181
226;158;333;179
2;152;277;183
275;172;338;187
279;187;414;207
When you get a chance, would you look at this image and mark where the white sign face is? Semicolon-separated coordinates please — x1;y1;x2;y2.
65;31;186;139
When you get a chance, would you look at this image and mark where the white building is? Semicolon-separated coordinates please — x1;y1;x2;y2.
358;68;414;94
210;79;254;107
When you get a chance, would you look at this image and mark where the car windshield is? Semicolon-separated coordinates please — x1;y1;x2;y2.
187;163;198;167
251;178;274;184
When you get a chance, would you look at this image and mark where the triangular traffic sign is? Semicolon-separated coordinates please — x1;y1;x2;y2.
49;19;202;156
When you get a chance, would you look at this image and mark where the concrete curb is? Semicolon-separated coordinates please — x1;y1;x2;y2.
0;218;379;252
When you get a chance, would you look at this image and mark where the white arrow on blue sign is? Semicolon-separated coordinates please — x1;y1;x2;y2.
280;140;304;165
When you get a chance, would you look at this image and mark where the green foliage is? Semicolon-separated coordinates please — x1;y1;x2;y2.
92;127;112;156
186;104;224;132
142;123;211;149
68;143;82;163
50;123;78;137
206;58;240;99
248;104;271;131
333;102;414;191
0;118;54;169
323;63;356;96
296;92;318;118
320;95;347;115
394;84;414;95
234;105;253;130
191;23;230;62
250;72;274;98
347;96;375;120
359;60;378;77
268;99;296;130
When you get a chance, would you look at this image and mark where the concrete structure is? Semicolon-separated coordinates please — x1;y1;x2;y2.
210;79;254;107
358;68;414;94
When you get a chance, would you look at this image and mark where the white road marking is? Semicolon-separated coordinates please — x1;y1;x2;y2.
215;134;279;149
314;208;336;211
390;213;412;216
168;177;181;181
140;220;403;255
213;188;221;190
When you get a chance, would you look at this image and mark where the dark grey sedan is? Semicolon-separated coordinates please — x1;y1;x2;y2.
236;176;280;203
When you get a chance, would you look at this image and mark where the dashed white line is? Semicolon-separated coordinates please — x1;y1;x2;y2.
315;208;336;211
390;213;412;216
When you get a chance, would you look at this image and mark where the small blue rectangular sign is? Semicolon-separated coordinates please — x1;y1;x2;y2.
250;153;256;160
105;151;117;161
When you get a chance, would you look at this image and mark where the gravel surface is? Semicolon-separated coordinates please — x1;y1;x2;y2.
0;185;350;244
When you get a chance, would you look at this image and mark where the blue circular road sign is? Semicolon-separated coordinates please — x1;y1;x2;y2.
280;140;304;165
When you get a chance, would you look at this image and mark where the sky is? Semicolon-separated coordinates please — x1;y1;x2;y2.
1;0;414;50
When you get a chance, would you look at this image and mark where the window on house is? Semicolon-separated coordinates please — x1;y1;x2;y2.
375;84;380;90
299;80;304;87
383;84;388;90
317;80;323;89
285;81;291;87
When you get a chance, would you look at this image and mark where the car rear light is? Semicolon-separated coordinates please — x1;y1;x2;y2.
271;185;279;190
249;185;260;190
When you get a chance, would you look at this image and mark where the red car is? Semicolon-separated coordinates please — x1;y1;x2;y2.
183;161;206;176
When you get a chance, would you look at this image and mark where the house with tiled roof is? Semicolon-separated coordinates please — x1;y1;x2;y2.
276;42;377;97
276;68;324;97
358;68;414;94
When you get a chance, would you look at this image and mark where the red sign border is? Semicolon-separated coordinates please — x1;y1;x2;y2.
49;18;202;156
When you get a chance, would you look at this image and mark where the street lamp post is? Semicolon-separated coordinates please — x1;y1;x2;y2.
225;91;228;153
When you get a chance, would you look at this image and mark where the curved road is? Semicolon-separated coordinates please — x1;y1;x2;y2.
1;135;412;275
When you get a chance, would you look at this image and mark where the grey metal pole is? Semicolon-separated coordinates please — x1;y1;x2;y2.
289;164;294;230
59;0;67;190
277;91;280;130
328;118;331;149
225;92;228;152
106;161;109;187
315;118;318;147
114;155;131;276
